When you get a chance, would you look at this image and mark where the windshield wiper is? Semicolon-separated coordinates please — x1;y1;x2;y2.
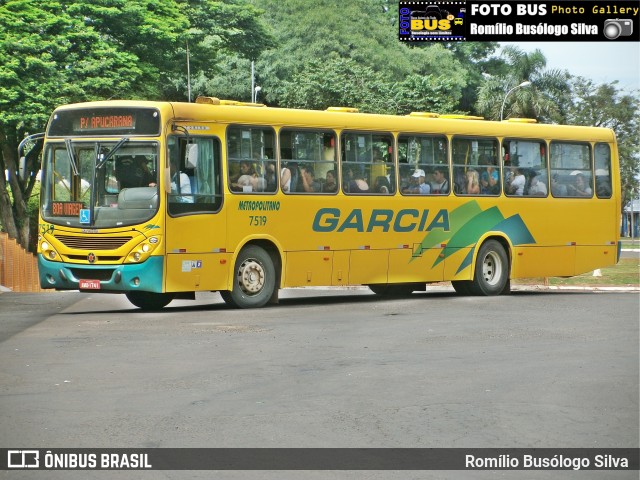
90;137;129;226
95;137;129;169
64;139;79;176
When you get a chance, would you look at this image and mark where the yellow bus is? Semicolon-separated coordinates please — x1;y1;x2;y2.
34;98;620;309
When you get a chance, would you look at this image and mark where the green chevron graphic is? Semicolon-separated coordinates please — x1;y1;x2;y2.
412;200;536;274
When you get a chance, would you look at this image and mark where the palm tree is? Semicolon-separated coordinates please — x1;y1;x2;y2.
476;46;570;122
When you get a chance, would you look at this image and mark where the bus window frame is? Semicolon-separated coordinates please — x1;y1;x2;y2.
549;140;594;199
225;124;277;196
502;137;549;198
340;129;395;196
279;127;338;195
594;142;613;199
451;135;500;197
167;134;224;217
397;132;450;197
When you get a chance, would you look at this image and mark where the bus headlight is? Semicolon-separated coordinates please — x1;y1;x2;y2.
126;236;161;263
40;240;60;262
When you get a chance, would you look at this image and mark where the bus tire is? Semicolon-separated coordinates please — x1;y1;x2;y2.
126;291;174;310
469;239;509;296
222;245;276;309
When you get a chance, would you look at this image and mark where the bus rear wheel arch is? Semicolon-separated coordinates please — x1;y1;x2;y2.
221;244;278;309
453;239;510;296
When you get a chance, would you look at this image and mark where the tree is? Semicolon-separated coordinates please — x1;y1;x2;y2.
0;0;272;250
566;77;640;211
0;0;145;250
217;0;468;112
476;45;570;122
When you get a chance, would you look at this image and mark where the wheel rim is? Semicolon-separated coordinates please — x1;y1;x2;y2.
237;258;265;295
482;251;502;286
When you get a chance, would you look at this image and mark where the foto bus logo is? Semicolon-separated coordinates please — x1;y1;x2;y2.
400;3;466;40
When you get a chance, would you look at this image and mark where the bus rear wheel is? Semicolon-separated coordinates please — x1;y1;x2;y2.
469;240;509;296
221;245;276;309
126;291;174;310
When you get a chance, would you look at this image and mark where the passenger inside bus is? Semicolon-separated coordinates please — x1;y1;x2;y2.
528;171;548;196
324;170;338;193
169;157;193;202
430;167;450;194
567;172;592;197
551;173;568;197
116;156;155;189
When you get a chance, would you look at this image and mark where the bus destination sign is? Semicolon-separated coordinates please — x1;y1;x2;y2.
76;114;136;132
47;107;161;137
51;201;84;217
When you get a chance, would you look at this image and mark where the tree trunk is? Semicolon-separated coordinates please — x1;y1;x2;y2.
0;127;30;250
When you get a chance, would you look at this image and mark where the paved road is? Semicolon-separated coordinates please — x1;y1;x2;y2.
0;289;638;479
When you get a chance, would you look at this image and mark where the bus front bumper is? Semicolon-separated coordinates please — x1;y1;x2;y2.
38;255;164;293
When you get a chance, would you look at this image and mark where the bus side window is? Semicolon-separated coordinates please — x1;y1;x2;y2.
503;139;548;197
341;131;394;195
227;126;276;194
550;141;593;198
398;134;448;196
595;143;612;198
452;136;499;196
280;129;337;194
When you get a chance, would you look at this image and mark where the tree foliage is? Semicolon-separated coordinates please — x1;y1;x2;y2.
566;77;640;210
0;0;147;249
226;0;469;112
0;0;272;250
476;46;570;122
0;0;638;252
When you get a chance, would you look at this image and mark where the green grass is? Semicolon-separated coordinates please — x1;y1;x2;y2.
620;238;640;248
515;258;639;287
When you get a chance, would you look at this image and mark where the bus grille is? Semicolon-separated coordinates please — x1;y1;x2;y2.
54;235;133;250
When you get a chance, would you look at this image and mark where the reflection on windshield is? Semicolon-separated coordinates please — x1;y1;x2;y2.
41;141;159;228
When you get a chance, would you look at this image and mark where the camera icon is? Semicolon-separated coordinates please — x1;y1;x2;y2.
603;19;633;39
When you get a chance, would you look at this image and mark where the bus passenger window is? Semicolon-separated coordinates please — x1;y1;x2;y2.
227;126;276;194
503;139;548;197
342;132;394;195
398;134;448;196
280;129;336;194
595;143;612;198
550;141;592;198
452;137;499;196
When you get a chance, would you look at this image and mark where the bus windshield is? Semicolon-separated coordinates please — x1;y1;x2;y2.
40;140;160;228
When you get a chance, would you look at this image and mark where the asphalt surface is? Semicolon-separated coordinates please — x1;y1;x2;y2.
0;288;638;479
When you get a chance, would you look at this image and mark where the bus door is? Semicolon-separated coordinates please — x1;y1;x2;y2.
164;135;230;292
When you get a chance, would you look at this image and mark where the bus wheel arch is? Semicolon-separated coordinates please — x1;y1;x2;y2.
468;236;511;296
221;240;281;309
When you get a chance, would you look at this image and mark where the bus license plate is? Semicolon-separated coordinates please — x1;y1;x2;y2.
79;279;101;290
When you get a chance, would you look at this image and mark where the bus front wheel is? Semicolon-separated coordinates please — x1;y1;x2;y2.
221;245;276;309
126;291;174;310
469;240;509;296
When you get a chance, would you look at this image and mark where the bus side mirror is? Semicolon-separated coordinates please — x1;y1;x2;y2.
185;144;198;169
